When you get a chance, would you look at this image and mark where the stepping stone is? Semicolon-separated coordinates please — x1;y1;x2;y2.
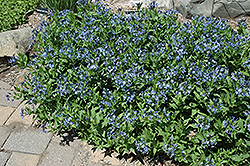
0;89;21;108
0;126;11;147
3;128;53;155
6;152;40;166
0;80;11;90
5;101;36;128
71;141;122;166
0;106;15;126
39;133;81;166
0;152;11;166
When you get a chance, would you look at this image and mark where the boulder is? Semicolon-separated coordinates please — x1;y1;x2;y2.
0;28;32;57
174;0;213;18
0;57;11;73
168;0;250;18
111;0;250;19
213;0;250;18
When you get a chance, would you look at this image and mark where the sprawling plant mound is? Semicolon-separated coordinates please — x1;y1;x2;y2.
0;0;39;32
11;0;250;165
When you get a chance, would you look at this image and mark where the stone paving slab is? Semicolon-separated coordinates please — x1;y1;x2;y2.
71;141;122;166
3;128;53;155
0;89;21;108
0;126;11;147
0;80;11;90
0;106;15;126
5;102;35;127
6;152;40;166
0;152;11;166
38;133;81;166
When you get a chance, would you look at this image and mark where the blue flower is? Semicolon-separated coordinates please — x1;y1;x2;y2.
135;138;151;154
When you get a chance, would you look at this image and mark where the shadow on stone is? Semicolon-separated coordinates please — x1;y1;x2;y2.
0;56;11;73
88;143;180;165
6;121;31;132
32;120;180;165
116;150;178;165
57;130;83;147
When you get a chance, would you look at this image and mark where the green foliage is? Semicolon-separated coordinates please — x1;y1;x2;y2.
11;0;250;165
0;0;39;32
39;0;79;13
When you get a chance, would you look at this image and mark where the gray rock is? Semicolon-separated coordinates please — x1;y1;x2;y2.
14;68;30;88
124;0;250;19
0;57;11;73
172;0;250;18
174;0;213;18
0;28;32;57
213;0;250;18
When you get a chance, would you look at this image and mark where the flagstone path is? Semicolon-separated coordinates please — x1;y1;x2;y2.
0;80;146;166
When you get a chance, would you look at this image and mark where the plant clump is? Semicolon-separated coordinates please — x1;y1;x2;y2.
39;0;79;13
0;0;39;32
10;0;250;165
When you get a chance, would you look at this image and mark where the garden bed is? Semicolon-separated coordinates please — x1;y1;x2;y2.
4;0;250;165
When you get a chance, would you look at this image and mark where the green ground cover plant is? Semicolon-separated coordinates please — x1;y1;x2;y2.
8;0;250;165
0;0;39;32
39;0;79;13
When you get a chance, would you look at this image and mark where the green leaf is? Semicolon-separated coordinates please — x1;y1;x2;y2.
231;154;242;162
191;109;198;117
96;112;103;124
130;147;136;155
172;96;180;106
153;147;157;155
241;153;250;159
193;90;201;101
245;140;250;147
128;137;136;144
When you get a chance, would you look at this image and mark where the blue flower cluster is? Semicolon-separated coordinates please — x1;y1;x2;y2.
8;55;19;66
107;112;121;139
206;98;223;114
163;142;178;158
63;114;78;127
201;131;217;149
222;116;239;135
195;115;211;131
135;138;152;154
200;158;215;166
231;71;250;97
244;108;250;131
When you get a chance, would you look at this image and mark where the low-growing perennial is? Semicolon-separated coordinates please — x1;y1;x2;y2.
10;0;250;165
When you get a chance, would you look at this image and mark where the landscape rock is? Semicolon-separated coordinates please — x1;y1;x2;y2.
213;0;250;18
14;68;30;88
174;0;213;18
166;0;250;18
0;28;32;57
110;0;250;19
0;57;10;73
